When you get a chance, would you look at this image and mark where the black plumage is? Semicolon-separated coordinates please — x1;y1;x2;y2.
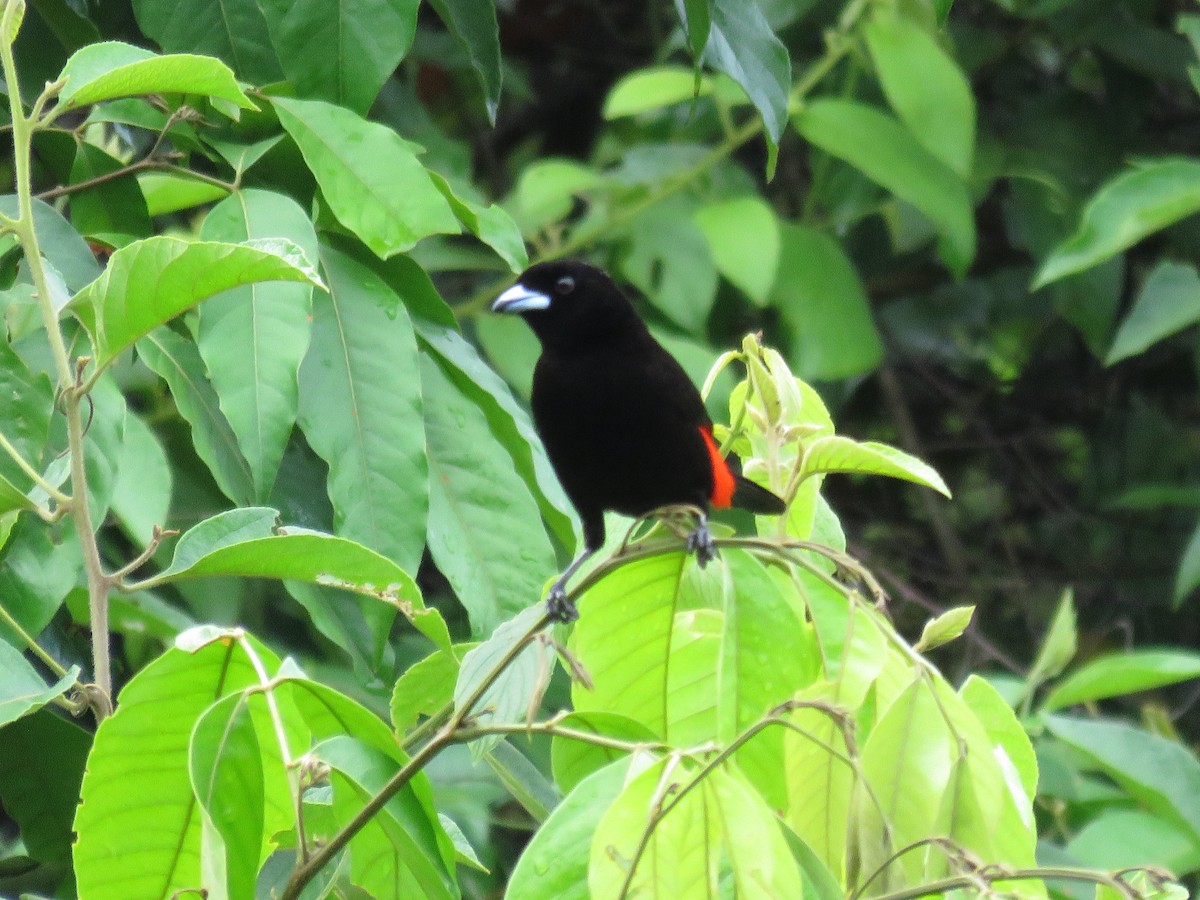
493;260;785;621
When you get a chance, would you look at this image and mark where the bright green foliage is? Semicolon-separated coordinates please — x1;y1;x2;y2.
1;0;1198;897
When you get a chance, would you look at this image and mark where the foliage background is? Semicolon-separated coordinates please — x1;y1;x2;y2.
1;0;1199;896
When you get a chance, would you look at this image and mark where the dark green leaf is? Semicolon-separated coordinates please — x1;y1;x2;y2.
297;243;428;574
0;521;80;648
1175;517;1200;608
426;0;502;122
132;0;283;84
1106;260;1200;365
0;196;100;291
68;142;152;244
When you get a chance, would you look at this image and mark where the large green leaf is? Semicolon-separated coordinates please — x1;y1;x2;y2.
74;633;283;899
1106;260;1200;364
865;12;975;176
794;98;975;277
132;0;283;84
109;412;172;547
138;326;255;505
801;435;951;497
426;0;502;122
1046;715;1200;843
317;736;458;899
70;236;323;368
68;141;152;244
711;767;806;896
1043;649;1200;711
0;196;100;292
273;97;459;258
422;354;558;636
297;243;428;574
773;223;882;380
55;41;255;112
428;172;528;272
196;190;317;501
1034;159;1200;287
693;195;780;305
258;0;419;114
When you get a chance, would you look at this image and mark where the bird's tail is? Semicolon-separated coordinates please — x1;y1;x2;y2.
732;475;786;515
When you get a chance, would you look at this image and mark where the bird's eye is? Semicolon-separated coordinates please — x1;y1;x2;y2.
556;275;576;294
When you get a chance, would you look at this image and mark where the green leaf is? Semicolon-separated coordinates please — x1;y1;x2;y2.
801;435;952;497
317;736;458;899
0;641;79;727
1027;588;1077;691
794;98;976;277
550;711;659;794
710;767;806;896
692;0;791;143
0;709;91;864
273;97;460;258
677;0;711;61
137;326;256;505
1033;159;1200;287
0;196;100;291
197;189;317;501
0;334;53;495
960;674;1038;802
132;0;283;85
188;692;264;900
934;0;954;26
508;159;604;235
507;757;631;900
0;521;81;648
693;195;780;305
1175;517;1200;607
390;645;465;734
421;353;558;636
486;739;561;821
74;634;284;899
914;605;975;652
774;223;883;380
1067;808;1200;874
71;236;323;368
426;0;501;122
1106;260;1200;364
109;411;172;545
258;0;419;114
866;12;975;176
453;604;550;757
68;141;152;244
428;172;527;271
56;41;255;112
138;172;231;216
603;66;713;118
0;473;33;515
297;243;428;574
1043;649;1200;711
1046;715;1200;843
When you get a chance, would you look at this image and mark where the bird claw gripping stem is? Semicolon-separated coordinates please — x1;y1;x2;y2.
686;518;718;568
546;583;581;623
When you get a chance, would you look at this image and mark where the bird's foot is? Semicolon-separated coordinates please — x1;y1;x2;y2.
686;517;718;568
546;583;580;623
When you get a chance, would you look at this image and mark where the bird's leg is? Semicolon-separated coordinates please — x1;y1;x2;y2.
685;512;718;568
546;547;595;623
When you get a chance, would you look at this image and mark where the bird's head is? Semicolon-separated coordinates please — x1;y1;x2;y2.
492;260;643;350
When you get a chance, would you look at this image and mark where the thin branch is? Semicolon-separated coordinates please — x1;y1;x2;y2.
110;525;177;583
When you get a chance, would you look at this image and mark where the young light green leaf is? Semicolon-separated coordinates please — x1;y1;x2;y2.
1106;260;1200;364
1042;649;1200;711
794;98;975;277
188;692;264;900
508;159;605;235
801;435;951;497
317;736;458;899
1026;588;1077;693
453;604;550;758
866;12;975;176
0;642;79;728
137;327;256;505
273;97;459;257
960;675;1039;802
422;353;558;637
390;646;465;734
774;223;883;380
549;711;659;794
1034;159;1200;288
74;636;284;899
710;767;806;897
258;0;419;114
507;757;631;900
138;173;230;216
56;42;255;112
1046;715;1200;843
197;189;318;502
603;66;713;118
693;195;780;305
1175;517;1200;608
297;243;428;575
426;0;501;122
914;605;975;652
71;236;323;368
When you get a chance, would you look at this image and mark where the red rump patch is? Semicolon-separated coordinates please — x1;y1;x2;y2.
700;425;736;508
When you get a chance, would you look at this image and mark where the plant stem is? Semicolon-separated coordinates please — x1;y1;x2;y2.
0;428;70;504
0;0;113;715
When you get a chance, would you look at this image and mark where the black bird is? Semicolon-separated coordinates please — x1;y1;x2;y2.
493;260;786;622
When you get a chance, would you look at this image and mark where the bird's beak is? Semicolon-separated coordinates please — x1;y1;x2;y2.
493;284;551;313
